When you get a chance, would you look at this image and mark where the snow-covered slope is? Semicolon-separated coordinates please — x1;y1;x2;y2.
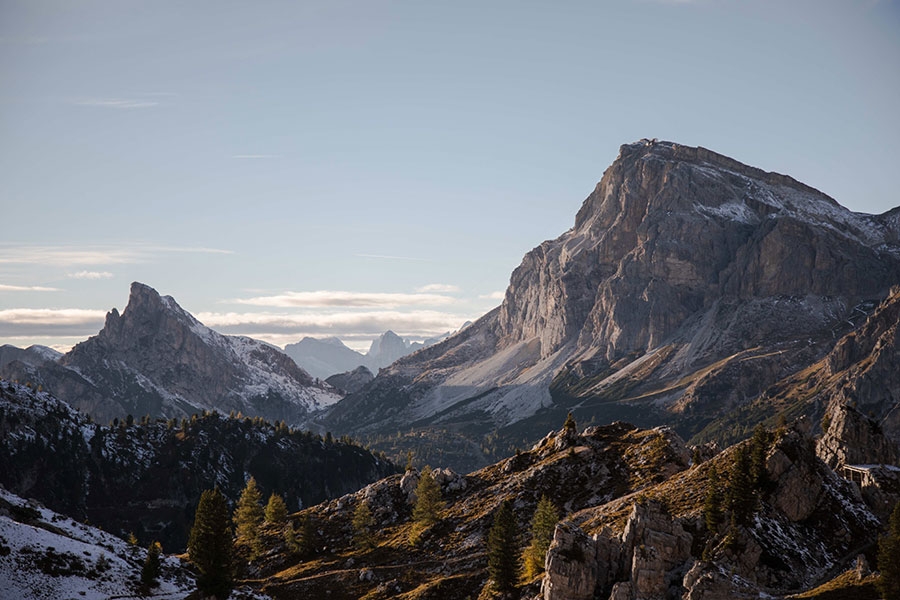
0;487;194;600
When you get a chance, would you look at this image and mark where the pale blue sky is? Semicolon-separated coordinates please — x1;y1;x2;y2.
1;0;898;351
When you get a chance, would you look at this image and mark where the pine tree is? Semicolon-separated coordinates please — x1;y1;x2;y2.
291;513;317;558
487;499;520;594
234;476;264;557
878;501;900;600
522;495;558;580
728;445;755;526
265;493;288;525
563;412;576;432
750;424;771;489
412;466;443;527
140;540;162;592
703;464;723;533
352;501;375;550
187;488;233;600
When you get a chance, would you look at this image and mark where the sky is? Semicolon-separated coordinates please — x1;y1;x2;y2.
1;0;898;353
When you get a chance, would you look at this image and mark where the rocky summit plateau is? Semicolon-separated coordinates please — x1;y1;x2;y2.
325;139;900;470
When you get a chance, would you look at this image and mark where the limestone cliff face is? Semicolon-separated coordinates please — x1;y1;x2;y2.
328;140;900;459
2;282;340;424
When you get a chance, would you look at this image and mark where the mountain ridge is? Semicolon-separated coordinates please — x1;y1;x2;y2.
325;139;900;469
1;282;340;426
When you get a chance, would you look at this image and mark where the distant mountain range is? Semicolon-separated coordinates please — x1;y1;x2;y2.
325;140;900;470
283;330;453;379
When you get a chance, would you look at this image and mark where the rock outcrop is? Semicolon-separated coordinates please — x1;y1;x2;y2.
1;282;340;425
541;423;879;600
326;365;375;394
327;140;900;469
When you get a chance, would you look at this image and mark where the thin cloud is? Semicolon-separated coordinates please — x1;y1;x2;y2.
196;310;470;337
416;284;461;293
67;271;114;280
73;98;159;109
356;253;431;262
0;284;60;292
479;291;506;300
0;245;233;267
231;291;457;309
0;308;106;336
232;154;281;159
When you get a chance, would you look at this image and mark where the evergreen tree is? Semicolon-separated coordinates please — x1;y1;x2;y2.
487;499;520;594
187;488;233;600
287;513;317;558
703;464;723;533
234;476;264;557
352;500;375;550
265;493;288;525
412;466;443;527
878;501;900;600
563;412;576;432
750;424;771;489
139;540;162;593
728;445;755;526
522;495;558;580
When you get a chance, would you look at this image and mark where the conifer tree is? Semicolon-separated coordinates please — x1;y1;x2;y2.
140;540;162;592
412;466;443;527
265;493;288;525
487;499;520;594
234;477;264;557
703;464;723;533
728;445;755;526
352;500;375;550
750;424;771;489
878;501;900;600
563;412;576;432
522;495;558;580
188;488;233;600
287;513;317;558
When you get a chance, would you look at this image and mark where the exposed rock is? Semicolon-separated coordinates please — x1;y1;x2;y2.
542;522;599;600
399;470;419;502
682;561;758;600
326;140;900;471
817;402;899;469
325;365;375;395
620;500;693;599
0;282;340;426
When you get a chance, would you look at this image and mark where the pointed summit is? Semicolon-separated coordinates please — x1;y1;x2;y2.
5;282;340;425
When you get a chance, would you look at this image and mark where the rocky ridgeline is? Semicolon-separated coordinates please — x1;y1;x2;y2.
326;140;900;470
245;422;692;599
0;282;340;426
541;422;879;600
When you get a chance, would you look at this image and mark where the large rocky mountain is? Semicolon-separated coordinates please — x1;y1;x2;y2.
0;282;341;425
326;140;900;468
